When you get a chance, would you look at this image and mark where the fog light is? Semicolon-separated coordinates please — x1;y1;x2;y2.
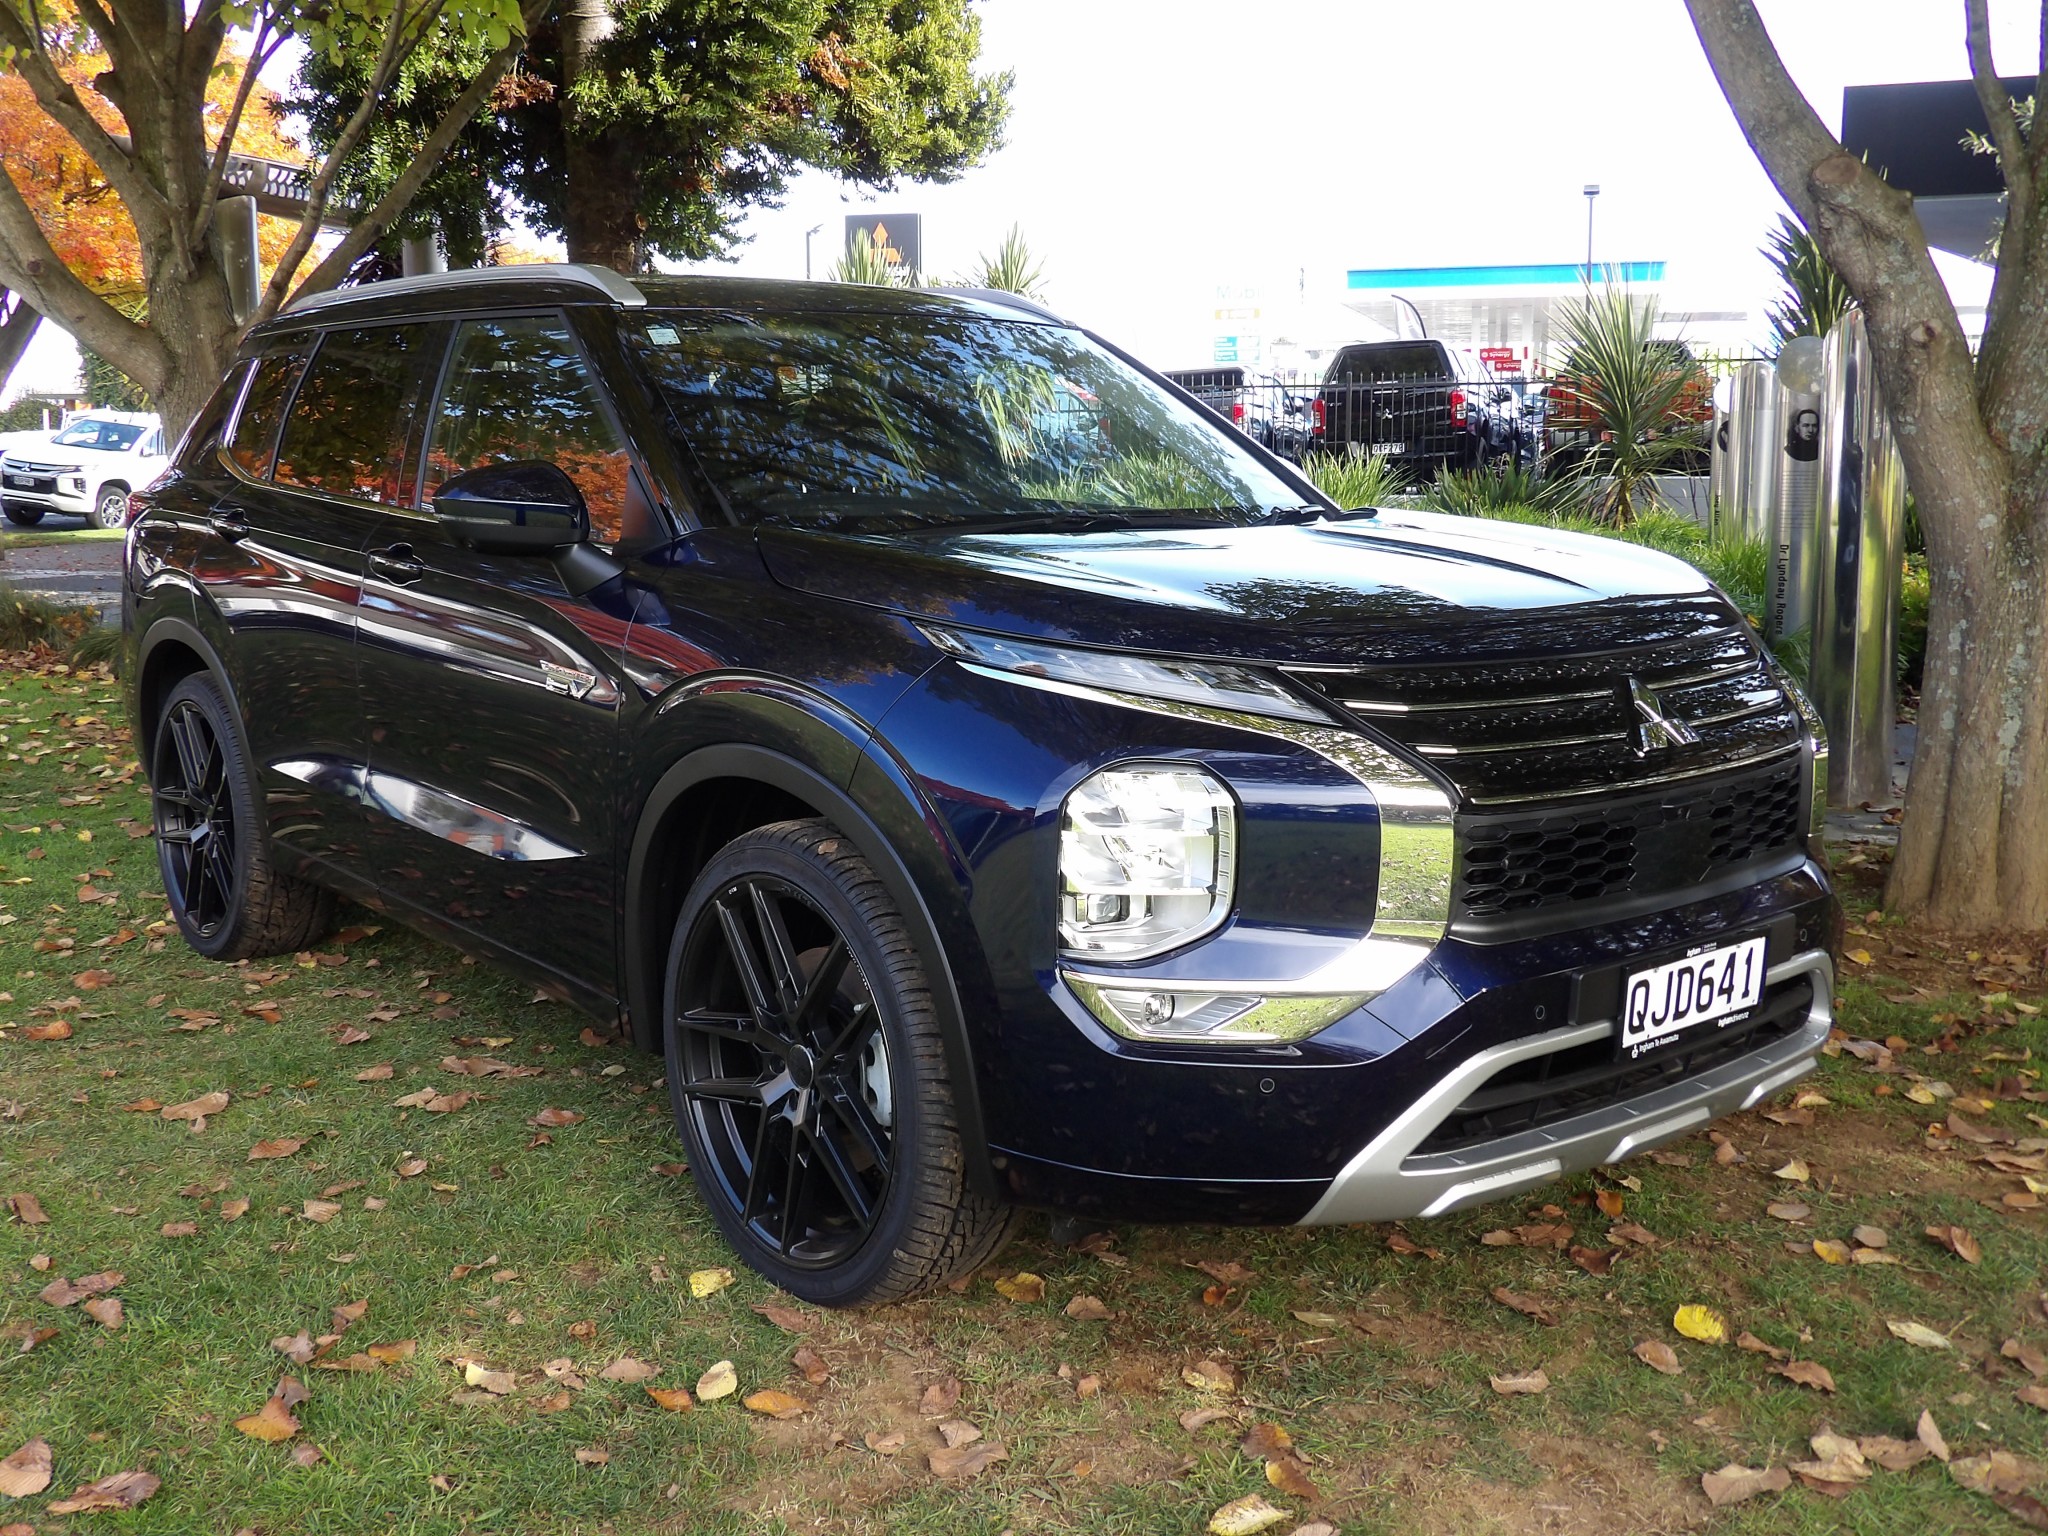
1065;973;1367;1045
1059;763;1236;960
67;475;86;493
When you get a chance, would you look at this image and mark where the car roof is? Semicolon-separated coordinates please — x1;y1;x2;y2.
259;263;1063;336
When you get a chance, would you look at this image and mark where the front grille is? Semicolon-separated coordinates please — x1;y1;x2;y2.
1282;599;1805;808
1411;973;1815;1156
1453;756;1807;922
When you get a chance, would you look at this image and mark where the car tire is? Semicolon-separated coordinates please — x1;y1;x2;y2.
151;672;335;961
90;485;128;529
3;503;43;527
663;819;1017;1306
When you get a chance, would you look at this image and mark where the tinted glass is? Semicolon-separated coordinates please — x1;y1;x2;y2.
54;418;144;451
425;317;635;543
631;311;1310;531
275;325;436;504
1328;344;1450;381
228;350;307;479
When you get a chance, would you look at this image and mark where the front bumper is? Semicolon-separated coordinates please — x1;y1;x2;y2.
2;490;89;516
1299;948;1832;1224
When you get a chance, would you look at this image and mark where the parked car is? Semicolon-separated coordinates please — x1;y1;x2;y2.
1;409;166;528
1315;340;1518;475
1543;338;1714;474
1161;366;1246;428
124;266;1837;1305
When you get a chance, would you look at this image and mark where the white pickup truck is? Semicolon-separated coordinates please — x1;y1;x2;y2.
1;410;167;528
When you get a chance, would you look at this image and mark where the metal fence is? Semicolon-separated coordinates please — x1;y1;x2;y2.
1164;369;1715;478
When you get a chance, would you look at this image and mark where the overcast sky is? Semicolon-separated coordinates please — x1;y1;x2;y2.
5;0;2035;399
663;0;2023;363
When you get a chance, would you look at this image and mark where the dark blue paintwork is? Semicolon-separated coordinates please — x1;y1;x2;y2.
125;272;1837;1228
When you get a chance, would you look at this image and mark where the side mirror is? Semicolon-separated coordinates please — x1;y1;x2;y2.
430;460;588;553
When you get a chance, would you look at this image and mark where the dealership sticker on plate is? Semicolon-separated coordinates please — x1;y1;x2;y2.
1618;935;1766;1061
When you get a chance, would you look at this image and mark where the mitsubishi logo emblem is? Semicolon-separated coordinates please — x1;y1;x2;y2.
1626;677;1698;755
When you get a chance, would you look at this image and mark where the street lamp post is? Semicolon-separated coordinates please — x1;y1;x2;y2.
1582;184;1600;283
805;223;823;280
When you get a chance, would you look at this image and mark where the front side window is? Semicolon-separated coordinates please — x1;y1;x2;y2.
227;349;307;480
630;309;1313;532
425;316;636;544
274;324;436;504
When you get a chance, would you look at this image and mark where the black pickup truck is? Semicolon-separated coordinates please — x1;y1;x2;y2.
1316;340;1518;475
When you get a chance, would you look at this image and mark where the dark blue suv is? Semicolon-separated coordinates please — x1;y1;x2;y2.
123;266;1837;1304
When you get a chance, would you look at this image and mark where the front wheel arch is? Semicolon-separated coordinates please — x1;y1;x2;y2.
624;744;995;1200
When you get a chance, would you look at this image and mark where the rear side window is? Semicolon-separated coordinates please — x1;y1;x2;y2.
275;324;438;504
424;316;639;544
226;350;306;479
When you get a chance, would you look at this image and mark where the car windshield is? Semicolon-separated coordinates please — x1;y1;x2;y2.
630;309;1316;531
53;419;144;451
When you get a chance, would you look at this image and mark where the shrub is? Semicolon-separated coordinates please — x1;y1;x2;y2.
1423;461;1592;520
0;584;91;650
1300;448;1414;510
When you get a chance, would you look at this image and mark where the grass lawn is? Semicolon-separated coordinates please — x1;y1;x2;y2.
0;528;125;551
2;653;2045;1535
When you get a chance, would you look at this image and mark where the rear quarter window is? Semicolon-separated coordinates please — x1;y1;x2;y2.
226;348;308;479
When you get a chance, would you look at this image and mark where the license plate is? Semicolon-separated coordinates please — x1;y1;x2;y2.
1618;935;1767;1060
4;474;29;487
1368;441;1406;455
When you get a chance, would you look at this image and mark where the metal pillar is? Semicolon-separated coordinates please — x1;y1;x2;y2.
402;236;446;276
210;194;261;326
1707;375;1735;540
1736;359;1782;544
1809;308;1906;806
1766;388;1823;644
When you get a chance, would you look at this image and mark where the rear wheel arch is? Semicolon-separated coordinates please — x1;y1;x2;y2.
134;620;236;775
624;743;995;1199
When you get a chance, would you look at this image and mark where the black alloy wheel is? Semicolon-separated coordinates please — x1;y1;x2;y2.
149;672;334;960
673;870;894;1268
664;820;1016;1305
154;694;239;938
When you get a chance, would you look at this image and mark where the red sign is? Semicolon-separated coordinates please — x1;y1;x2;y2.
1479;346;1521;373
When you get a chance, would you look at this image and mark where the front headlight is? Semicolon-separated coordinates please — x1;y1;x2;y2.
1059;763;1236;960
922;625;1335;724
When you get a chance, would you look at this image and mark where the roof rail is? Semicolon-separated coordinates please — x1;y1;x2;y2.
283;263;646;316
925;285;1067;325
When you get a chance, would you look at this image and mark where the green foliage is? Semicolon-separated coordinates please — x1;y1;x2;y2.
0;582;92;650
1422;460;1591;520
0;397;54;433
296;0;1011;269
1898;553;1930;687
828;226;910;286
1762;213;1852;352
1299;447;1414;509
965;223;1045;299
1027;450;1230;511
80;346;150;411
1548;285;1707;527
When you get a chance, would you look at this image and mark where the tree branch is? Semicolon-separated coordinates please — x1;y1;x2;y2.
1965;0;2029;206
0;165;168;394
273;2;548;315
254;0;424;317
0;1;171;238
188;19;284;253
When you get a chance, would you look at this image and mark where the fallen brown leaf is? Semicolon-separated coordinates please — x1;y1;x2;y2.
1925;1223;1983;1264
1492;1287;1559;1327
528;1107;582;1128
928;1440;1007;1479
1264;1452;1320;1499
752;1303;809;1332
993;1271;1045;1303
792;1345;829;1384
1769;1359;1837;1393
1490;1368;1550;1395
1064;1293;1111;1321
919;1376;962;1415
1633;1339;1683;1375
161;1090;228;1122
599;1357;659;1383
248;1137;304;1161
46;1469;159;1514
1701;1463;1790;1507
0;1438;52;1499
743;1388;806;1419
234;1395;301;1442
695;1360;738;1401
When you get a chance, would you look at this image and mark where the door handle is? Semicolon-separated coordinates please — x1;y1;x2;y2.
208;509;252;541
368;543;426;585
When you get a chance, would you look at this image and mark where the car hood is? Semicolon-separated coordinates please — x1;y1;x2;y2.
756;508;1726;666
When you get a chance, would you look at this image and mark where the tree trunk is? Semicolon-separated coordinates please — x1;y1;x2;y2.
1887;494;2048;926
557;0;643;273
0;289;42;390
146;259;240;445
562;127;644;272
1685;0;2048;932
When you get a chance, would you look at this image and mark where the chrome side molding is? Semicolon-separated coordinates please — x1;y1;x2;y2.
272;757;582;863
